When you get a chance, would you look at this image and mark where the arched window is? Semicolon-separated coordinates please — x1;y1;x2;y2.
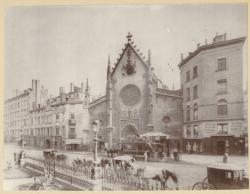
186;106;190;121
217;99;228;116
162;116;171;131
193;103;198;120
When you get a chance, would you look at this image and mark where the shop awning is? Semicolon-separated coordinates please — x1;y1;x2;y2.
140;132;170;139
113;155;133;162
65;139;82;145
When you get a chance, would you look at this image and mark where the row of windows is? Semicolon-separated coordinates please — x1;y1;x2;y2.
186;66;198;82
185;99;228;122
8;119;29;127
186;123;228;138
24;126;66;137
29;113;75;125
185;57;227;83
186;85;198;101
31;115;53;125
185;79;227;102
5;99;29;110
186;104;198;121
186;125;199;137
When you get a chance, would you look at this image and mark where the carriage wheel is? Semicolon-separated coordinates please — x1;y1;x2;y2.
203;177;208;183
192;182;204;190
202;182;216;190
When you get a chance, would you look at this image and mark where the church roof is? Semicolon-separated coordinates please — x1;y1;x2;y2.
111;32;149;76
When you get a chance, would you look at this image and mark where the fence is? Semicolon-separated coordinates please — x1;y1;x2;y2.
23;155;94;190
24;156;45;175
23;155;169;191
101;168;162;191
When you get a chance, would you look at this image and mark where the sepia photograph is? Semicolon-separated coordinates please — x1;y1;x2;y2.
3;3;249;191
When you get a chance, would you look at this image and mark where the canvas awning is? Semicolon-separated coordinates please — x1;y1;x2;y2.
65;139;82;145
113;155;133;162
140;132;170;139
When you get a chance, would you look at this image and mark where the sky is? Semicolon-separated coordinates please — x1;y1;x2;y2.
4;3;248;99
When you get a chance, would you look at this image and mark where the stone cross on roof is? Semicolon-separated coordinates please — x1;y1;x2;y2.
126;32;132;42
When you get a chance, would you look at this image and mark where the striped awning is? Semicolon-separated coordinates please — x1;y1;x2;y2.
65;139;82;145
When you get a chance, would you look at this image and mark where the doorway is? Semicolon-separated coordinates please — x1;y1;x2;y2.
216;141;225;155
45;139;51;148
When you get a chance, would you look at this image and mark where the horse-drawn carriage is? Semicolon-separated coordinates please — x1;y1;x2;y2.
43;149;66;161
106;155;178;190
192;163;249;190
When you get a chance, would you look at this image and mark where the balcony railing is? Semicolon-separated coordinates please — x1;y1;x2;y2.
68;119;76;125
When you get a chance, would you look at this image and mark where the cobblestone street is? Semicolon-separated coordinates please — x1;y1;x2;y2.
4;143;249;190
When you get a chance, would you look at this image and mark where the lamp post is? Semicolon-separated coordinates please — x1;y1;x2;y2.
92;120;100;162
91;120;100;180
20;126;24;151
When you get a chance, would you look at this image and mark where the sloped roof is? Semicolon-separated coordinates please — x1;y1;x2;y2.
111;37;149;76
178;37;246;68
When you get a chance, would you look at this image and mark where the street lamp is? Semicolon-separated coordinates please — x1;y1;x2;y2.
91;120;100;180
92;120;100;162
20;126;24;151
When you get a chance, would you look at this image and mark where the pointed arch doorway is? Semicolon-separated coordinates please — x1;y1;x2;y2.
121;124;139;139
121;124;139;154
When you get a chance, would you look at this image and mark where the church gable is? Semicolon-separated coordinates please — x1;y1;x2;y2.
111;33;149;78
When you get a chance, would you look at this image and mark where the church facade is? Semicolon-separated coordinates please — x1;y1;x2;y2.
87;33;183;152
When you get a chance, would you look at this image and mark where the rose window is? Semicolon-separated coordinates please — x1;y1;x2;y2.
120;85;141;106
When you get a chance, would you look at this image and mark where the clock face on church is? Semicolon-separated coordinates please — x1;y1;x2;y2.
120;84;141;107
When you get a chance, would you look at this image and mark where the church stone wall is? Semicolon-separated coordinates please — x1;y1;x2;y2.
154;95;183;137
111;45;149;140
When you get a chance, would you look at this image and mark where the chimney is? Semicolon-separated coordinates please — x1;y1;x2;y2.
81;82;84;92
223;33;227;41
189;52;192;56
70;83;74;92
197;43;200;48
205;39;208;45
59;87;64;95
15;89;19;96
213;33;225;43
181;53;184;61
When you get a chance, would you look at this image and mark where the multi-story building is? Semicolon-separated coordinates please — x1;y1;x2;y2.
4;80;48;142
6;33;246;155
21;82;91;150
179;33;246;155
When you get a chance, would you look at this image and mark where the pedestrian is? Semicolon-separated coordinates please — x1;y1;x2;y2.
193;142;197;153
144;151;148;163
162;152;166;161
186;142;191;154
223;152;229;163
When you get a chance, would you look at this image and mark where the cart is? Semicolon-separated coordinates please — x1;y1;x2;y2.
192;162;249;190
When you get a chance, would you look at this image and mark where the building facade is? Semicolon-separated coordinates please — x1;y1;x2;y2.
4;80;48;142
5;33;247;155
89;33;183;153
179;33;246;155
20;82;91;150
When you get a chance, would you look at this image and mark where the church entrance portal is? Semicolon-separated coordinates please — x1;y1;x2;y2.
121;124;139;140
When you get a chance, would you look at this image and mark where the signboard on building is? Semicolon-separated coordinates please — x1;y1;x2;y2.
203;122;217;137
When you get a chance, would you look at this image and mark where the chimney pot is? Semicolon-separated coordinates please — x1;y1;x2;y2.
59;87;64;94
70;83;74;92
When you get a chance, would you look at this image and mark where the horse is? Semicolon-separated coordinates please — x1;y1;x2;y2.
104;148;121;157
151;169;179;190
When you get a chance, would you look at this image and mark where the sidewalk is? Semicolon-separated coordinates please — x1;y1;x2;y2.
180;153;248;166
179;153;249;175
